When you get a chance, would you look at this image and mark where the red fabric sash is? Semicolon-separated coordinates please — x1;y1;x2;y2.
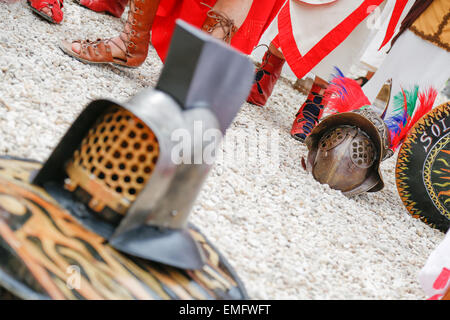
378;0;409;50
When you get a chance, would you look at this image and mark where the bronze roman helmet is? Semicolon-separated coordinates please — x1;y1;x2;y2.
304;80;393;196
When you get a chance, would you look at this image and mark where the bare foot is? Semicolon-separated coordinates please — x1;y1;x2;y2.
41;6;52;17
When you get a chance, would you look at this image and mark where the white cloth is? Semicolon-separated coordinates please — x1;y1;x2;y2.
284;1;369;56
251;0;406;81
363;30;450;106
359;0;415;72
269;0;385;80
419;230;450;300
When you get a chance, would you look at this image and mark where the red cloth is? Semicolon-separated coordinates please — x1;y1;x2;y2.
151;0;285;62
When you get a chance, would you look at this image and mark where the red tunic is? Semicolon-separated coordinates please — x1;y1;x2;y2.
151;0;286;62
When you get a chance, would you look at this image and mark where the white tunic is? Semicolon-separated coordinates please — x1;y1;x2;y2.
251;0;408;82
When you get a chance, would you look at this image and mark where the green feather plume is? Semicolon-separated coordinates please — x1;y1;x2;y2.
392;85;419;122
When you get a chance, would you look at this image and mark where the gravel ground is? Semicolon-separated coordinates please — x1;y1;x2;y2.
0;0;447;300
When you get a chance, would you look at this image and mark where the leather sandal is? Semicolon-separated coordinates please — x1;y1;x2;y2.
60;37;131;67
29;0;64;24
73;0;127;18
200;3;238;44
60;0;160;68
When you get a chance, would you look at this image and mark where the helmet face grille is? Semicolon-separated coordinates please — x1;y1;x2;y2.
318;127;348;151
65;106;159;216
349;134;376;168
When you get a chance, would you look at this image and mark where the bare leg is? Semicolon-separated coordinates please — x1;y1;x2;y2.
313;76;328;94
366;70;375;80
208;0;253;39
267;42;328;95
268;42;285;60
355;70;375;86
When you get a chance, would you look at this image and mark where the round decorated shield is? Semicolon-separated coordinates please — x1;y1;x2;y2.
396;102;450;232
0;157;247;300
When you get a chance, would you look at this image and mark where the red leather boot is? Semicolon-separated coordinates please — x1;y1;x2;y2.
76;0;128;18
290;84;325;142
247;49;285;107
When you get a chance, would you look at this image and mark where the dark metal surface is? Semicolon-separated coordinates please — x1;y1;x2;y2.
156;20;255;134
110;225;205;270
43;182;116;239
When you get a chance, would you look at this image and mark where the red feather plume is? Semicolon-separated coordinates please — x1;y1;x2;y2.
323;76;371;114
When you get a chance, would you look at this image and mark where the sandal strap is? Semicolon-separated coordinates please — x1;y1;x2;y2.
118;0;142;57
74;38;116;62
200;2;238;43
75;1;137;60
